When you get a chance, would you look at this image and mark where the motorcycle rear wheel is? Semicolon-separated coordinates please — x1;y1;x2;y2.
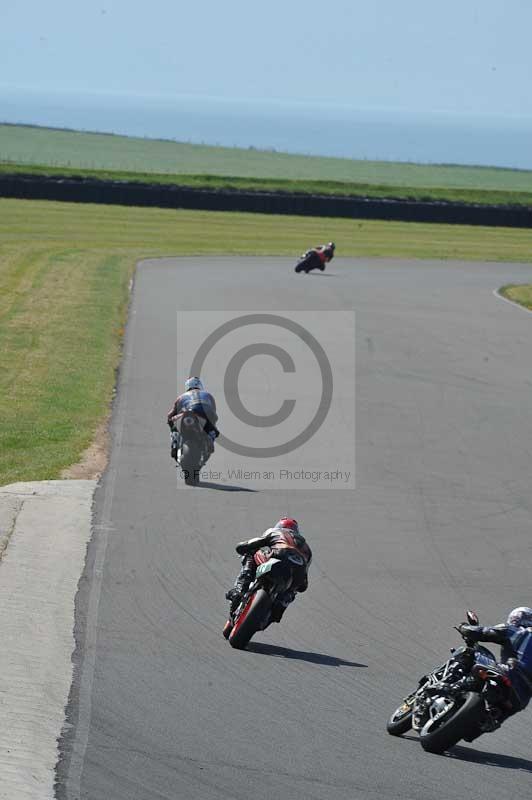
180;442;201;485
182;469;199;486
228;589;271;650
420;692;482;754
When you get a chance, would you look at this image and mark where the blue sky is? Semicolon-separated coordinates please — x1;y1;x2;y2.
2;0;532;118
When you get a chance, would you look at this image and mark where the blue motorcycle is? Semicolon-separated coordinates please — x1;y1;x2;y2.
387;611;514;754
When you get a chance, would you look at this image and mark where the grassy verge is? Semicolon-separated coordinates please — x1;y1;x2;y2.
499;284;532;310
3;162;532;207
1;196;532;484
2;123;532;200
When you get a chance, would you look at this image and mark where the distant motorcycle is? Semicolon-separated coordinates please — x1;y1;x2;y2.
223;550;304;649
294;249;326;274
171;410;213;486
387;611;514;754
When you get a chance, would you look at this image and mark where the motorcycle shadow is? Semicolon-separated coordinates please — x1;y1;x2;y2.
307;272;337;277
247;641;367;668
448;745;532;773
197;481;257;493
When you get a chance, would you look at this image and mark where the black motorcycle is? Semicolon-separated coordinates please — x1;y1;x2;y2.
294;249;325;274
223;552;304;649
387;611;514;754
171;410;213;486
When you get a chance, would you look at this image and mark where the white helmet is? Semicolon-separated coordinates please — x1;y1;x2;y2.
185;376;203;391
507;607;532;627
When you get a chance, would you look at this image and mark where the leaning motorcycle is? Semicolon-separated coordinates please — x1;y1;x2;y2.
223;551;304;649
294;249;325;274
171;410;213;486
387;611;514;754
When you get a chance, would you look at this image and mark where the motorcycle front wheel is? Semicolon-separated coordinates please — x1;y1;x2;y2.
386;696;415;736
295;254;316;273
228;589;271;650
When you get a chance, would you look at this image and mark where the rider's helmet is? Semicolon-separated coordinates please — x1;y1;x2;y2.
275;517;307;549
276;517;299;534
185;376;203;391
327;242;336;251
507;607;532;627
324;241;335;258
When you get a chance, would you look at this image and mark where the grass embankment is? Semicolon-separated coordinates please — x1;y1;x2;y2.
2;196;532;484
3;163;532;207
499;284;532;310
2;123;532;206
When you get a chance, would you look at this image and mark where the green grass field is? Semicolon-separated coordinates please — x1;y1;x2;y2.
1;196;532;485
499;284;532;309
2;124;532;205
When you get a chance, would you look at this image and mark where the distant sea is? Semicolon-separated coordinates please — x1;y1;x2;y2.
2;87;532;170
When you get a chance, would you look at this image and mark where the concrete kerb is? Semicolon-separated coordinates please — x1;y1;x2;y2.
493;287;532;315
0;480;96;800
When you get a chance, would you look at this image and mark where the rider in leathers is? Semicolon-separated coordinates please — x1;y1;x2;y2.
308;241;335;268
167;377;219;460
315;241;335;264
457;607;532;719
226;518;312;623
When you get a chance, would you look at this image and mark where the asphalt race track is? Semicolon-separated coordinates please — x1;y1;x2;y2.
60;257;532;800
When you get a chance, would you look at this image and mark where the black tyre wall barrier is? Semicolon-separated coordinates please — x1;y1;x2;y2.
1;174;532;228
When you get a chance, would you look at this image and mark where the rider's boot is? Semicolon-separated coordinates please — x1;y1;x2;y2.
223;560;254;638
225;557;255;612
170;431;180;461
